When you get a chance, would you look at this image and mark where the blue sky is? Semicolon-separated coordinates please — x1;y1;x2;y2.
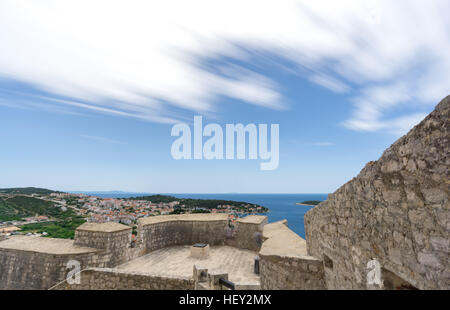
0;1;449;193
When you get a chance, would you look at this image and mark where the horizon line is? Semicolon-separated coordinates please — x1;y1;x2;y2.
67;191;330;195
0;186;330;195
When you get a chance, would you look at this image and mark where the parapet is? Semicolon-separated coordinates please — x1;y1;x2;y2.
229;215;268;251
259;220;309;258
138;213;229;226
258;220;325;290
0;235;98;255
138;213;230;252
74;222;132;250
237;215;267;225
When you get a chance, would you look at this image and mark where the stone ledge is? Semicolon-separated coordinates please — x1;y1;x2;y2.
89;267;194;281
50;267;195;290
0;235;99;255
259;221;317;260
76;222;132;233
237;215;268;225
139;213;229;226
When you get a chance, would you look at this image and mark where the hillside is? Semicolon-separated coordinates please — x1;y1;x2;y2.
0;195;85;239
0;187;61;195
0;196;71;222
0;199;28;222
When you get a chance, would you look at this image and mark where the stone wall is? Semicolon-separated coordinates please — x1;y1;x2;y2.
74;222;133;266
226;215;268;251
0;214;271;290
0;223;135;290
140;215;229;252
304;96;450;290
52;268;195;290
74;229;131;251
0;247;110;290
258;221;326;290
139;214;267;253
260;255;325;290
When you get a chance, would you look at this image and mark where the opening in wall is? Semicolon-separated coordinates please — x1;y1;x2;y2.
381;268;418;290
323;254;333;269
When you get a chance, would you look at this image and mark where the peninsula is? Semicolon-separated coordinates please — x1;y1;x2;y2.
296;200;322;206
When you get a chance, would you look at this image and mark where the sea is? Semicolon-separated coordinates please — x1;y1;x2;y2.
75;193;328;238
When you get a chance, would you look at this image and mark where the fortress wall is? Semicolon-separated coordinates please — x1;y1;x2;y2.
140;214;269;253
258;221;326;290
0;248;111;290
141;219;229;252
259;255;325;290
304;96;450;290
52;268;195;290
0;223;137;290
226;216;268;251
0;215;268;290
74;229;132;266
74;229;131;250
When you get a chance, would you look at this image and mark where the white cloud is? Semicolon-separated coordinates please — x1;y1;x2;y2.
342;82;413;132
309;74;350;93
0;0;449;132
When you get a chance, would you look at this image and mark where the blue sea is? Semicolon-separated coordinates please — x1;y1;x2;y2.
75;193;328;238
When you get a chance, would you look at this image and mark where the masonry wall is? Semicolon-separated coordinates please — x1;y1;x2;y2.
0;215;269;290
0;224;137;290
140;215;269;254
74;229;133;266
226;217;268;251
141;220;229;252
304;96;450;290
0;249;110;290
259;255;325;290
52;268;195;290
258;221;326;290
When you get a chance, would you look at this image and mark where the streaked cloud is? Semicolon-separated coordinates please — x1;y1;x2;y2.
309;74;350;94
0;0;449;133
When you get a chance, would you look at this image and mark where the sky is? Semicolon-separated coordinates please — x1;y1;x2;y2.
0;0;449;193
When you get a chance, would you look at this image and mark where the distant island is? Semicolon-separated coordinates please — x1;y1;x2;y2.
0;187;62;195
0;188;268;239
296;200;322;206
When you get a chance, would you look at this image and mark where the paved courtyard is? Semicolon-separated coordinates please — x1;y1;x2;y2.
116;245;260;285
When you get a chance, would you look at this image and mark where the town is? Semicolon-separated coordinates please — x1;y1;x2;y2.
0;189;268;239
